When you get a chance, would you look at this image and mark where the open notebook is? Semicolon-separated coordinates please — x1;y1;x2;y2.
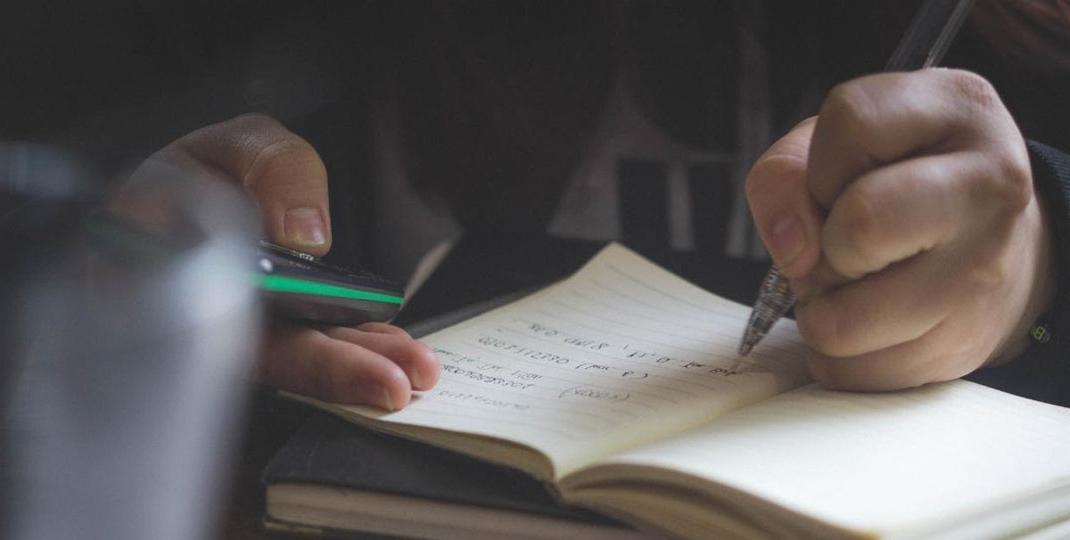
280;243;1070;539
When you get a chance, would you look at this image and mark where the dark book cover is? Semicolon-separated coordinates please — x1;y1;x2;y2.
262;411;620;525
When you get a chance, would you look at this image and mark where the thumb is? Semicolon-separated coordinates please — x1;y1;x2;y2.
744;117;823;279
162;113;332;256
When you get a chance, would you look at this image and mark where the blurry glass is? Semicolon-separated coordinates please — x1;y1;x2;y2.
2;144;261;540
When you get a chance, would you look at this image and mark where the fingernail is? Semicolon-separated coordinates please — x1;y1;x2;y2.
768;214;805;268
284;207;327;248
410;367;424;390
380;388;396;412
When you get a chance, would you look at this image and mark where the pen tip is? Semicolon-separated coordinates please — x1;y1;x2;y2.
738;341;753;357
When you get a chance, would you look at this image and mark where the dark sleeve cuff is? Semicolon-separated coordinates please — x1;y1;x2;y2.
967;140;1070;405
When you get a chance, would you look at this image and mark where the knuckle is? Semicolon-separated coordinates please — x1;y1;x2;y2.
386;365;412;390
824;187;883;275
941;69;1000;111
395;340;429;363
218;115;324;193
796;305;845;358
963;248;1011;292
744;153;806;206
821;81;876;136
797;295;869;359
986;148;1033;214
248;137;320;177
840;188;881;244
962;148;1032;227
302;334;356;402
243;137;325;200
310;350;343;401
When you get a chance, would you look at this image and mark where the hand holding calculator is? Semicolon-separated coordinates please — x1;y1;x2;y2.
256;241;404;327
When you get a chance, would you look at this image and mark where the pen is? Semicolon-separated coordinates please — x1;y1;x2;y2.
737;0;976;359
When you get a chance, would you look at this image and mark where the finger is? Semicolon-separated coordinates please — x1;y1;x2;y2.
745;117;824;278
324;326;440;391
356;322;412;336
795;250;955;358
167;113;332;255
807;320;974;391
820;152;982;280
259;321;412;409
789;258;849;305
807;69;1004;210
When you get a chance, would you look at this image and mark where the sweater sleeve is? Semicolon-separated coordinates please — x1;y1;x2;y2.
967;140;1070;405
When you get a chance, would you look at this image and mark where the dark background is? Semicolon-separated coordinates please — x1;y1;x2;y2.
9;1;1066;271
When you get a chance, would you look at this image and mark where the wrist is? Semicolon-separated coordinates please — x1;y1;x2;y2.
991;177;1057;365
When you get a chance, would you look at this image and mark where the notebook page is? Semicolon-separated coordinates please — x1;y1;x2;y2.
594;381;1070;537
335;243;810;478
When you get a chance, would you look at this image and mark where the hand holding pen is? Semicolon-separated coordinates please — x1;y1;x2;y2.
737;4;1055;389
739;0;978;360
